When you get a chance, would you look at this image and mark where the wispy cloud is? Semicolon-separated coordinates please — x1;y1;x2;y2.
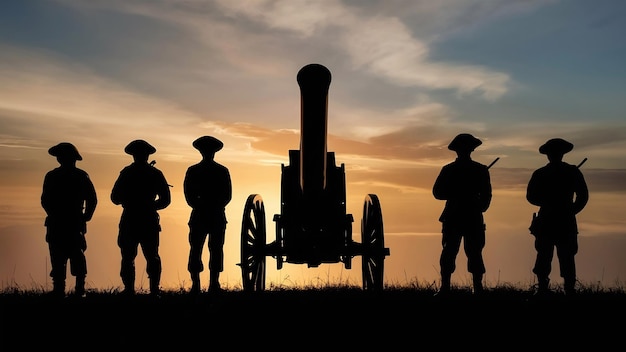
0;45;203;154
215;0;511;100
58;0;512;101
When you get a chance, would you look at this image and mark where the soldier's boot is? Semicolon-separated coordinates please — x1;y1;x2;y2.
122;274;135;296
51;279;65;298
190;272;201;294
536;276;550;296
150;277;161;297
209;271;221;292
564;277;576;296
75;276;86;297
435;273;451;297
472;273;484;294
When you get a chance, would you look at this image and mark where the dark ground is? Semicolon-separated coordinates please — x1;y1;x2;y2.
1;287;624;349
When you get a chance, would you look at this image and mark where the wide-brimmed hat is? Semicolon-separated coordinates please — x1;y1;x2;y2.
48;142;82;161
539;138;573;155
192;136;223;153
124;139;156;155
448;133;482;152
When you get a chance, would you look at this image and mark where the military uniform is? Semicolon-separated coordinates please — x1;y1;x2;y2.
41;142;97;297
433;133;492;294
184;136;232;293
111;140;171;295
527;138;588;295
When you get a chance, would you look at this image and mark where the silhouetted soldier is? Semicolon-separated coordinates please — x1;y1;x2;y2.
433;133;492;295
184;136;232;293
111;140;171;296
527;138;588;296
41;142;97;298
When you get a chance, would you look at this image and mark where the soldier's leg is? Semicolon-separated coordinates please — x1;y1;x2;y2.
187;227;207;293
438;229;462;292
533;236;554;293
207;223;226;291
141;233;162;295
69;245;87;296
119;233;138;294
556;235;578;295
74;276;86;297
48;241;67;297
465;230;487;293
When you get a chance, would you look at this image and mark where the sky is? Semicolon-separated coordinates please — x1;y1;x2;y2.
1;0;625;292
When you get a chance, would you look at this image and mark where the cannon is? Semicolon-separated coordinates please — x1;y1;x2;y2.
239;63;390;291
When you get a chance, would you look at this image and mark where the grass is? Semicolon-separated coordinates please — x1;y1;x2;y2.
2;278;625;301
1;281;624;349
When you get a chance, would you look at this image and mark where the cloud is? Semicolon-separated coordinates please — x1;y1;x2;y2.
215;0;510;100
476;121;626;169
58;0;511;100
215;0;340;37
0;45;204;155
585;169;626;193
337;15;509;100
208;115;480;169
206;116;626;196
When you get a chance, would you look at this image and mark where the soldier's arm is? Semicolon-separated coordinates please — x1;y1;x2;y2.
222;169;233;207
41;173;53;214
526;171;543;206
155;172;172;210
572;169;589;214
432;167;451;200
83;175;98;221
110;172;125;205
183;168;198;208
480;167;492;212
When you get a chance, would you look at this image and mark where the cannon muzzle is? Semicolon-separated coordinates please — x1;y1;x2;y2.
297;63;332;196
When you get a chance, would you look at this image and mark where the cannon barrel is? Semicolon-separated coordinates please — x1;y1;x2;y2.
297;63;332;197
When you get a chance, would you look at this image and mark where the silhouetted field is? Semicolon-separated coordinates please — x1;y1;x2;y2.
1;285;624;348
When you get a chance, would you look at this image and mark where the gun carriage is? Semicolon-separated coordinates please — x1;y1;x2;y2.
239;64;390;291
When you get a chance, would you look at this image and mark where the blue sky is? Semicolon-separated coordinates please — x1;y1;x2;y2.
1;0;625;290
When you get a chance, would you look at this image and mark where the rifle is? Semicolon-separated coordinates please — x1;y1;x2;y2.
487;157;500;169
577;157;588;169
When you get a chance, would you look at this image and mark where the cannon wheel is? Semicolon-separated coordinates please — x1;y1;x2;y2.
361;194;385;291
240;194;267;292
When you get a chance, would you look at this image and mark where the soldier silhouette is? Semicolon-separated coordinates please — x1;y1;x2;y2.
526;138;588;296
111;139;171;296
41;142;97;298
433;133;492;295
184;136;232;293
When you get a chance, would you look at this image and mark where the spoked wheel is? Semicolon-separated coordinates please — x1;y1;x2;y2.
240;194;267;292
361;194;388;291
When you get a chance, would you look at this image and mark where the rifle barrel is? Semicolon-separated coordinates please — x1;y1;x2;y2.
487;157;500;169
577;157;588;169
